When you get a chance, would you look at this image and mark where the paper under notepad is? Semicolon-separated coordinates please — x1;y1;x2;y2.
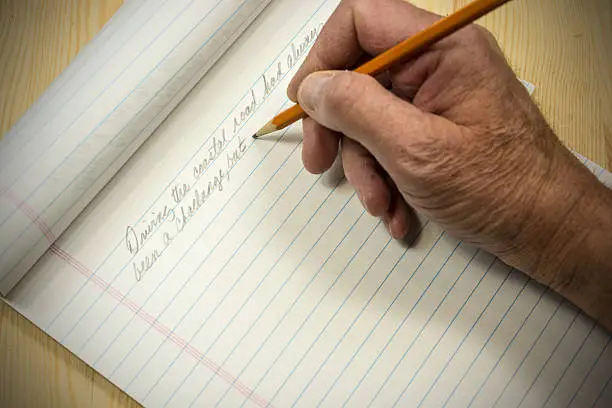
3;0;612;407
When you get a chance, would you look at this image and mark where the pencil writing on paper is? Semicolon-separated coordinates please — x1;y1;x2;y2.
124;23;324;283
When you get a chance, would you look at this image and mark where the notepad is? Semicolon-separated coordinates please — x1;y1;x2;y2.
1;0;611;407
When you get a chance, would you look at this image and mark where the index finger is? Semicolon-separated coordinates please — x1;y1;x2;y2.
287;0;441;101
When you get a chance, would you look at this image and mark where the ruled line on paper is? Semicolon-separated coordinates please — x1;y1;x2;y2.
138;171;342;402
308;228;439;406
222;208;370;408
234;216;382;408
1;187;58;243
364;242;471;406
283;230;435;407
0;0;257;285
287;241;424;408
516;311;581;407
0;0;164;166
125;149;318;396
565;338;611;408
265;231;396;407
4;182;271;407
345;236;467;408
208;193;360;408
594;371;612;407
408;256;499;408
441;277;531;408
42;0;330;335
0;0;226;213
541;323;597;408
311;230;443;407
414;265;512;407
388;249;488;408
463;286;549;407
491;299;565;407
364;240;465;407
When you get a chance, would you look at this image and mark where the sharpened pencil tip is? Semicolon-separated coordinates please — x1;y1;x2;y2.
253;121;278;139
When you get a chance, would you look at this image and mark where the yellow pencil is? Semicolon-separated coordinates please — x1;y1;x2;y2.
253;0;513;138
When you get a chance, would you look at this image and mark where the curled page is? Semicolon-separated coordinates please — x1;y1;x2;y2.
0;0;272;295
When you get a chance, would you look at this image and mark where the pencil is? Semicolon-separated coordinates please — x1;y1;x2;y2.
253;0;513;138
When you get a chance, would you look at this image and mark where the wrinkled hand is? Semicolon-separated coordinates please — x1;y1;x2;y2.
287;0;612;329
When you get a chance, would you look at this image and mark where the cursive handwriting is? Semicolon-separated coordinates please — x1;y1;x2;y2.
286;24;322;70
193;132;229;180
125;22;324;283
125;206;175;256
172;183;190;204
263;62;283;98
233;90;257;134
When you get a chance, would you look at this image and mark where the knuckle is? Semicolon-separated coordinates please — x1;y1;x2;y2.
457;24;496;54
464;24;490;43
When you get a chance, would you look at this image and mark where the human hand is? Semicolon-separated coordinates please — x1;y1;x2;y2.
287;0;611;284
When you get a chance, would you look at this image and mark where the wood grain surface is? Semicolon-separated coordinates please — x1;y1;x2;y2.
1;0;611;407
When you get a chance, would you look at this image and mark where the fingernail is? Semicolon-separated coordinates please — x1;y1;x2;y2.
297;71;336;112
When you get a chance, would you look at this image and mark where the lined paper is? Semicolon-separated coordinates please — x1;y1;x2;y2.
0;0;272;294
6;0;612;407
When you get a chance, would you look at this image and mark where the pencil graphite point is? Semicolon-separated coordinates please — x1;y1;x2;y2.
253;121;278;139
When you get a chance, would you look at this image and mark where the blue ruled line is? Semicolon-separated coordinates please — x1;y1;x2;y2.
314;226;439;407
389;249;486;408
565;338;611;408
316;229;444;408
317;230;443;406
412;256;498;408
441;276;530;408
416;264;512;408
290;241;419;408
231;219;382;408
0;0;225;237
592;369;612;407
0;0;164;172
516;311;580;407
541;323;596;408
208;193;358;407
134;167;329;399
365;240;464;408
189;208;367;408
465;287;549;407
271;237;396;406
491;299;564;407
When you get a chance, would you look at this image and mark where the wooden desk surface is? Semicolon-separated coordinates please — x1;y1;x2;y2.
1;0;611;407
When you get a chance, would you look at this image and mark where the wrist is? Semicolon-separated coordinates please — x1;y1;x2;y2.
530;157;612;330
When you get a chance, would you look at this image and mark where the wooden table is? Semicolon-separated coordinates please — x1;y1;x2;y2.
1;0;611;406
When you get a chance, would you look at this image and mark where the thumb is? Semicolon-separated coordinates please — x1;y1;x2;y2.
296;70;434;171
